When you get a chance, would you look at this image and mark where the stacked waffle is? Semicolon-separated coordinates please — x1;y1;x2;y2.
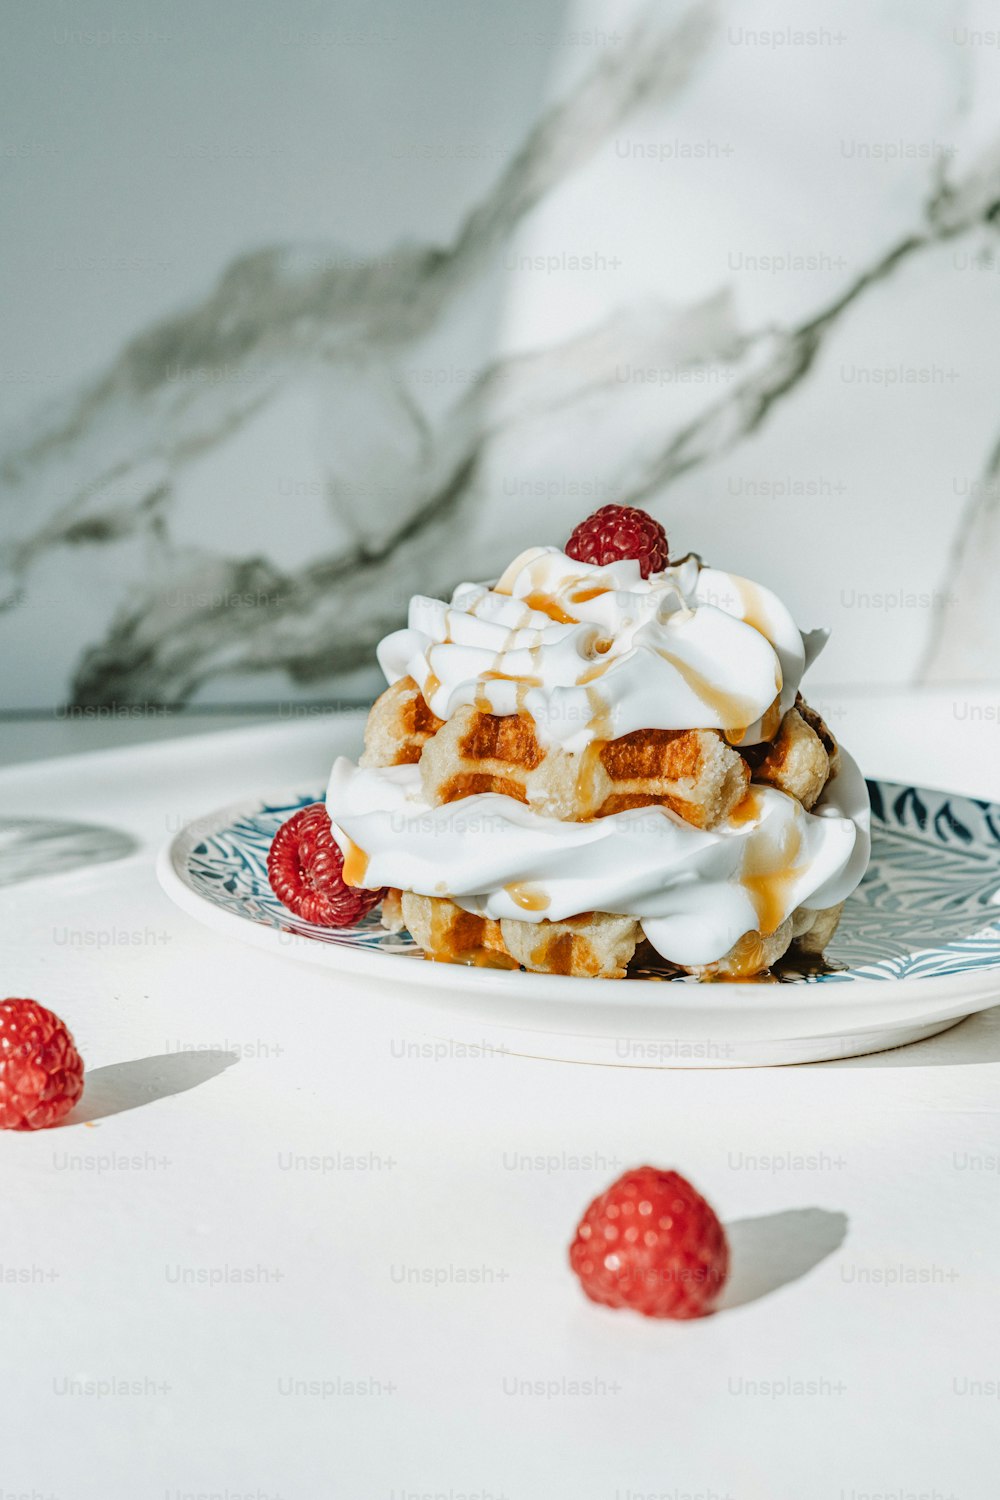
327;538;870;979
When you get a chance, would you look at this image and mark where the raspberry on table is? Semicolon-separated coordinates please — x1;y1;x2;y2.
565;505;669;578
569;1166;729;1319
0;999;84;1130
267;802;385;927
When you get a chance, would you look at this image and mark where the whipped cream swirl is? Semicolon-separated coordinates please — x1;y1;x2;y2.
326;751;871;967
330;543;870;968
378;546;828;752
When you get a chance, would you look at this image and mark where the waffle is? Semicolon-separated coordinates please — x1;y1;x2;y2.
380;887;405;933
399;892;517;970
681;900;846;979
400;891;642;979
790;901;844;955
364;682;846;980
418;705;749;828
797;696;841;778
744;706;831;811
397;890;842;980
360;676;444;768
684;917;796;980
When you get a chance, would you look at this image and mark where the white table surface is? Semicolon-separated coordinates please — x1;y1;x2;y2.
1;688;999;1500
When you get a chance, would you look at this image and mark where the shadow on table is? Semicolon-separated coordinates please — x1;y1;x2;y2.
0;815;137;886
718;1207;848;1311
821;1004;1000;1069
69;1049;239;1123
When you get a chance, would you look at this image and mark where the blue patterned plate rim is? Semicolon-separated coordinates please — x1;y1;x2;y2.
156;778;1000;1011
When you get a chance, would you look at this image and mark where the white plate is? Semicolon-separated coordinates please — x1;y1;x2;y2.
157;779;1000;1067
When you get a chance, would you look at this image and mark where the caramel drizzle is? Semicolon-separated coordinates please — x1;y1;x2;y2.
481;670;543;687
341;837;370;889
728;789;763;826
504;882;551;912
570;584;611;604
579;659;612;684
585;684;613;741
522;590;575;625
740;818;803;936
760;693;783;742
656;647;759;731
575;735;609;815
734;578;772;641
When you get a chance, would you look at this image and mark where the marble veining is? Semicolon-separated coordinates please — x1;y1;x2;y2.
1;0;999;707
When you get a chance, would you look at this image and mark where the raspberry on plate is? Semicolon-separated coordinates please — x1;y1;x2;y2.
566;504;669;578
0;999;84;1130
569;1165;729;1319
267;802;385;927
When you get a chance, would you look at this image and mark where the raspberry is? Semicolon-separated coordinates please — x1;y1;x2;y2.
569;1166;728;1319
267;802;385;927
0;999;84;1130
565;505;669;578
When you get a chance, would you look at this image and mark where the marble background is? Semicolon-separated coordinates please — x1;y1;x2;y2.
2;0;999;713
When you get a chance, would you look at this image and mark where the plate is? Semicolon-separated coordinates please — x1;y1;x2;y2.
157;779;1000;1067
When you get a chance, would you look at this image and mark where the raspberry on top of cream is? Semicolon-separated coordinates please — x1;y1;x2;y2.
377;547;824;753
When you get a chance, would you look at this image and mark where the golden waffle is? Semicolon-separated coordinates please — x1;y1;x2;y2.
500;909;642;979
744;706;831;811
796;695;841;778
419;705;749;829
398;889;842;980
363;687;846;980
400;891;642;979
585;728;749;826
684;917;796;979
380;887;405;932
790;901;844;955
360;676;444;768
417;706;544;807
399;892;518;971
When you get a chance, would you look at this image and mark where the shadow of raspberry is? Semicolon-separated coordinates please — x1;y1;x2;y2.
68;1049;238;1124
718;1206;848;1310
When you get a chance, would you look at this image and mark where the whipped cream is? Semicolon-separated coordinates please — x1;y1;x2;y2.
326;750;871;967
377;546;827;753
331;542;870;968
